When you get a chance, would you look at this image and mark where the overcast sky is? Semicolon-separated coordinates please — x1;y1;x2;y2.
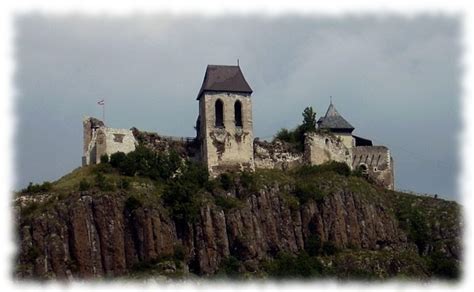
14;14;461;200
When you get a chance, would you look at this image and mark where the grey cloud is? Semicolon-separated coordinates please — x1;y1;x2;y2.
14;14;460;199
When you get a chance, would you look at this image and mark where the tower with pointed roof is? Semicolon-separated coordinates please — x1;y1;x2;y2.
317;101;355;149
195;64;255;176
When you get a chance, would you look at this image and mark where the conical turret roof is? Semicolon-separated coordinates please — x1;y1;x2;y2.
317;101;355;133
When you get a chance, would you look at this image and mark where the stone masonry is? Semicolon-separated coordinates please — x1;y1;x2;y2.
82;64;395;190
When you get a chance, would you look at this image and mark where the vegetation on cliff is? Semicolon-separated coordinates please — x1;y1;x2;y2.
15;146;461;281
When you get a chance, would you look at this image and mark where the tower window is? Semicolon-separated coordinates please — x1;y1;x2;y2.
215;99;224;127
234;100;243;127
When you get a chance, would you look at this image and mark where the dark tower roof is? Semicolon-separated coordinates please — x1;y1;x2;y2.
317;101;355;133
196;65;253;100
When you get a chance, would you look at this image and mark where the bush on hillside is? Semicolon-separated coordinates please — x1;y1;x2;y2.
264;251;323;278
110;152;127;168
305;234;322;256
100;154;109;164
161;161;209;223
294;180;325;204
78;178;91;191
273;106;318;152
94;172;115;191
109;146;182;181
22;181;53;194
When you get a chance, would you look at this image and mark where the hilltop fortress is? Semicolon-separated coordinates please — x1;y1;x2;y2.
83;65;394;190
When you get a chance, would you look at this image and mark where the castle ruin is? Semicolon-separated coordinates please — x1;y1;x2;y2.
83;64;394;190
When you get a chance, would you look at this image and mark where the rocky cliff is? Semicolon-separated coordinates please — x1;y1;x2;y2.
14;166;462;280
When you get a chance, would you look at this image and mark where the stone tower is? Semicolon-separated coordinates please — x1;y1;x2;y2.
317;101;355;148
196;65;255;176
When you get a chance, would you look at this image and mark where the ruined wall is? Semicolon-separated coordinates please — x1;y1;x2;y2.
352;146;394;190
254;139;304;170
199;92;254;176
132;128;200;161
83;117;137;165
83;117;104;165
98;128;137;158
304;132;352;167
334;132;355;149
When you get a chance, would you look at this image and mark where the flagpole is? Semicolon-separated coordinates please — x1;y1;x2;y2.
103;98;105;124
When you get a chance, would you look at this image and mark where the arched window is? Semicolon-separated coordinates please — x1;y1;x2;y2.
358;164;368;174
234;100;243;127
215;99;224;127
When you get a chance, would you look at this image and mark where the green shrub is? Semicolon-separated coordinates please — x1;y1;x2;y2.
21;202;39;217
118;178;130;190
305;234;322;256
100;154;109;164
173;244;186;262
321;241;338;256
78;179;91;191
272;106;318;153
94;173;115;191
179;161;209;188
264;251;323;278
281;193;300;211
427;251;460;280
219;256;241;278
294;180;325;204
214;195;243;211
22;181;53;194
396;202;430;254
204;179;220;192
162;180;202;223
240;171;258;191
274;126;304;152
110;152;127;168
125;196;142;212
219;173;234;191
110;147;184;181
295;161;351;177
93;162;114;173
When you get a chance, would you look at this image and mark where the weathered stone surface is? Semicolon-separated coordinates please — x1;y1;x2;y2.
15;185;461;279
254;139;303;170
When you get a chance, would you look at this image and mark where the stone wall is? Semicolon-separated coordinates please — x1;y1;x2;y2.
352;146;394;190
254;139;304;170
132;128;200;161
199;92;254;176
304;132;352;167
335;132;355;149
98;128;137;158
82;117;137;165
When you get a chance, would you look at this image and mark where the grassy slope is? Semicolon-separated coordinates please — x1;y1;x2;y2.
16;164;461;280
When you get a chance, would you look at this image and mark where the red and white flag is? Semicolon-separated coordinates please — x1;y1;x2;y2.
97;99;105;105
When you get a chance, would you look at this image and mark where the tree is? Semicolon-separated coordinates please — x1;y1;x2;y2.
301;106;317;133
273;106;318;153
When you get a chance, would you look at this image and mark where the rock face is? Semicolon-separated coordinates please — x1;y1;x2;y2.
15;184;461;280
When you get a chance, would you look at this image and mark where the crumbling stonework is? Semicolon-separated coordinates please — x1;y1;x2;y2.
254;139;303;170
81;64;395;190
305;132;352;166
352;146;394;190
198;92;254;176
303;132;394;190
131;128;200;161
82;117;137;165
